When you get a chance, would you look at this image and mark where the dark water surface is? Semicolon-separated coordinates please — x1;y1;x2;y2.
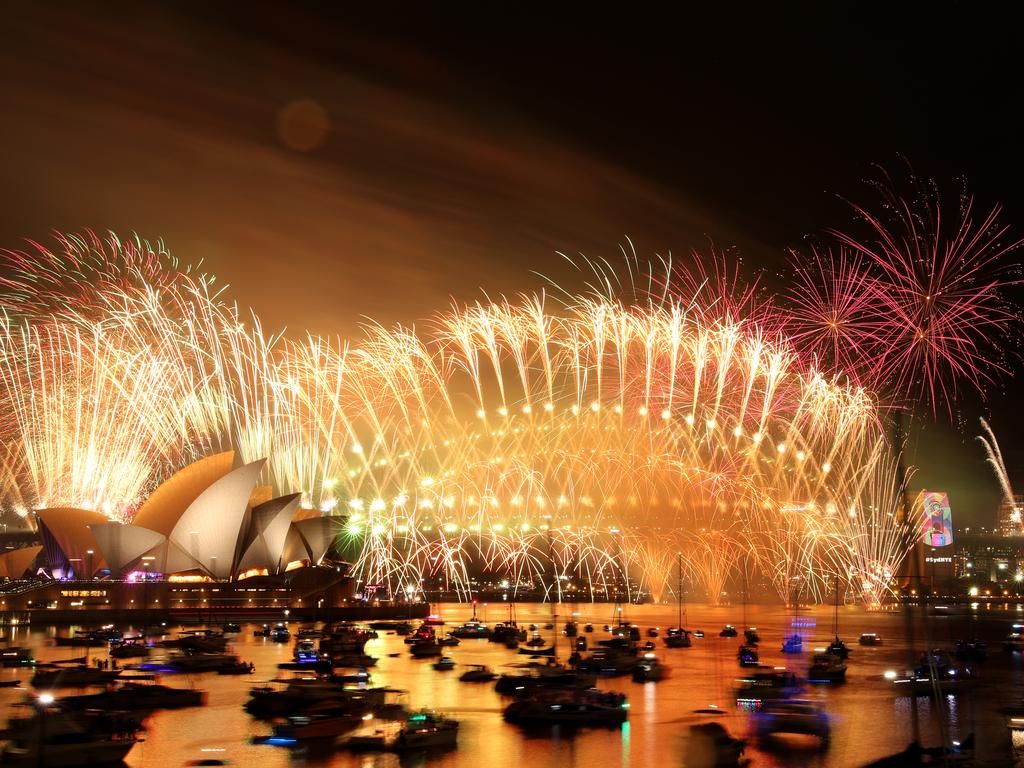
3;602;1024;767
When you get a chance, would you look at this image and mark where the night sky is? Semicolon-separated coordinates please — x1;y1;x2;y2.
1;4;1022;525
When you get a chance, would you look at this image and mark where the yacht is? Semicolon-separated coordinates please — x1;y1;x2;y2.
345;711;458;751
737;645;759;667
888;651;975;696
503;688;629;726
0;647;34;667
494;662;595;695
166;653;244;673
0;701;140;766
1002;627;1024;652
62;681;206;710
781;634;803;654
459;664;496;682
827;636;850;659
632;653;669;682
808;651;847;683
663;628;692;648
109;637;149;659
30;665;121;688
450;621;491;639
272;702;362;741
574;647;636;677
735;669;801;705
751;699;830;745
685;722;747;768
409;639;442;658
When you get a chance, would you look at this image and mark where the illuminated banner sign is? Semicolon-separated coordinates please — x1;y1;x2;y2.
920;491;953;547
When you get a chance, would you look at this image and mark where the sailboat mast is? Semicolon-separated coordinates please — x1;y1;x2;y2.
676;552;682;628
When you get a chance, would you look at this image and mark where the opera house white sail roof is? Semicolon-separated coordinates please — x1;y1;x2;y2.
9;451;339;581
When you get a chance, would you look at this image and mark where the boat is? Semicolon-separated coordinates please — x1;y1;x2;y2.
254;625;271;637
825;574;850;660
450;604;491;639
642;641;655;651
109;637;149;659
333;668;371;684
664;627;692;648
217;660;256;675
523;633;547;648
437;634;460;647
743;628;760;645
0;647;34;667
751;698;830;745
862;735;974;767
719;625;738;638
0;680;20;688
646;627;659;638
887;652;975;696
450;621;490;639
161;631;227;653
494;662;595;695
293;639;325;664
164;653;243;673
403;624;436;645
563;621;578;638
52;626;122;647
632;653;669;682
62;681;206;710
685;722;747;768
826;636;850;660
321;624;376;657
30;665;121;688
808;651;847;683
271;625;291;642
245;680;391;719
574;647;636;677
459;664;496;682
490;623;526;645
271;702;362;741
222;623;241;634
503;688;629;726
432;656;456;671
583;623;594;633
735;669;801;704
781;634;803;654
409;640;442;658
295;626;322;639
858;632;882;646
665;554;693;649
332;653;377;668
345;710;459;751
0;701;140;766
953;638;987;661
517;644;555;657
1002;628;1024;652
737;645;759;667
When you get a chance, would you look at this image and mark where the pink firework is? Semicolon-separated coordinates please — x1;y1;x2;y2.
784;246;887;386
823;176;1022;410
656;247;779;329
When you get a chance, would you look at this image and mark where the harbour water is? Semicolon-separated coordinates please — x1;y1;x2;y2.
2;602;1023;767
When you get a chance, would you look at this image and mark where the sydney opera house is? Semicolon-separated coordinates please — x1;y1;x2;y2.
0;452;356;615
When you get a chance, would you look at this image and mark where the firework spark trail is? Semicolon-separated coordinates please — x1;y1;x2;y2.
820;176;1022;409
0;229;964;604
978;418;1019;532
